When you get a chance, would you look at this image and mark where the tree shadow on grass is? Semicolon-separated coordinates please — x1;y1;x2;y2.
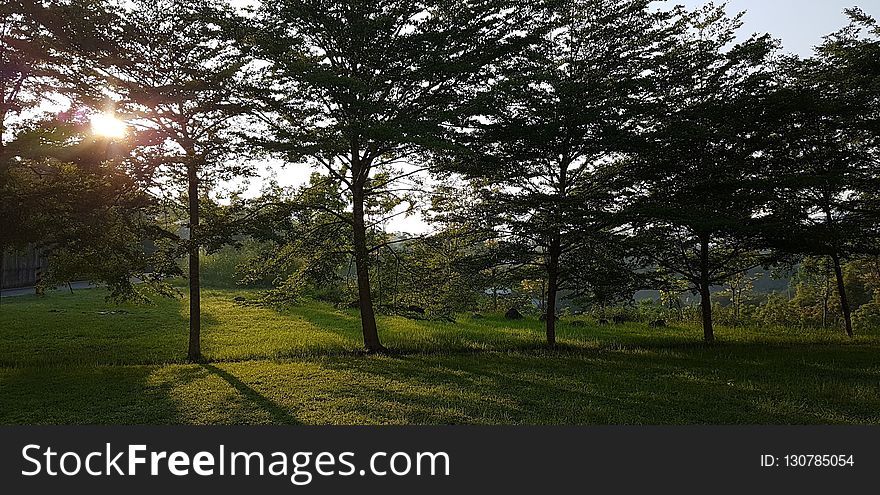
312;346;880;424
2;345;877;424
0;365;190;424
284;305;364;338
200;364;302;424
309;354;676;424
288;304;556;354
206;303;880;365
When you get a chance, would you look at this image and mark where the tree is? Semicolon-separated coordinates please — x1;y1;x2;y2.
245;174;354;305
244;0;528;352
1;0;165;303
630;4;778;343
2;0;117;259
793;257;839;328
425;179;531;313
566;233;649;310
73;0;254;360
762;10;880;337
850;256;880;301
450;0;672;345
12;119;180;300
718;270;757;327
1;0;117;144
0;102;183;302
658;277;690;320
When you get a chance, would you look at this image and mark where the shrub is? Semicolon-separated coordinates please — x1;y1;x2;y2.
853;302;880;334
199;241;277;289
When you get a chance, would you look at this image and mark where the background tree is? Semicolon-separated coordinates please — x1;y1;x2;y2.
1;0;118;143
630;4;778;343
718;271;757;327
1;1;174;304
566;233;648;311
763;10;880;337
792;257;837;328
245;174;354;306
1;0;118;277
451;0;672;345
425;179;532;313
244;0;529;352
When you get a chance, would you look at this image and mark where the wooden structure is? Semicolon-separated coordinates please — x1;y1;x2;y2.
0;247;49;289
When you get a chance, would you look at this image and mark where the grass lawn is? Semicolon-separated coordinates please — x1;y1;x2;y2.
1;288;878;424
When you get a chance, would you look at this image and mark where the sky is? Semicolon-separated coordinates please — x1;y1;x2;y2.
244;1;880;234
676;0;879;56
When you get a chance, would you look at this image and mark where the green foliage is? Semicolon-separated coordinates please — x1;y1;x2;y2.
0;0;117;140
244;175;352;304
628;4;781;341
853;302;880;334
566;235;649;308
241;0;533;349
2;119;182;301
198;241;276;289
754;293;803;328
760;10;880;336
71;0;257;309
443;0;673;342
4;0;880;348
601;257;880;332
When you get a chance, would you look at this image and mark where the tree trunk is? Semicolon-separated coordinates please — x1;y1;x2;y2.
822;291;829;329
0;250;4;306
375;250;381;307
352;184;386;353
730;285;739;327
699;234;714;343
831;252;853;337
540;280;546;313
394;256;399;307
187;163;201;362
545;161;569;347
734;293;740;327
545;239;561;347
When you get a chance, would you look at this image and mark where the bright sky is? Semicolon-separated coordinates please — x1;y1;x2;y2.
239;1;880;234
676;0;879;56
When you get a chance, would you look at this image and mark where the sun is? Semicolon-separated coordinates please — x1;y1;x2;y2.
90;113;128;138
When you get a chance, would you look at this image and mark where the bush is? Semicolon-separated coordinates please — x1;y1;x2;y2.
199;241;277;289
853;302;880;334
754;293;802;327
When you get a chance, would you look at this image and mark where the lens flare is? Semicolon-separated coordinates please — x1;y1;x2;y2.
90;113;127;138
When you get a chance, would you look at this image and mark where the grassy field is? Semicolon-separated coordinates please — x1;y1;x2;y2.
1;288;878;424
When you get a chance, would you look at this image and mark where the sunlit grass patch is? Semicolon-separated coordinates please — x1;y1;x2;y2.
1;289;878;425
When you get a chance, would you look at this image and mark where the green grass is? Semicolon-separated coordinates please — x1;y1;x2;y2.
1;289;878;424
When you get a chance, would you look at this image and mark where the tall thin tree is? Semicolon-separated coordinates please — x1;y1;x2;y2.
630;4;778;343
450;0;672;345
244;0;528;352
80;0;253;360
763;10;880;337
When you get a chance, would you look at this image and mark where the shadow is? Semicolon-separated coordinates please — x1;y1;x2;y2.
3;291;879;425
197;311;221;326
285;305;365;339
3;342;878;424
0;365;186;425
200;364;302;424
288;303;552;355
312;343;880;425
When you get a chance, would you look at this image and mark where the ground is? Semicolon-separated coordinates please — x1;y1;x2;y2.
0;289;878;424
